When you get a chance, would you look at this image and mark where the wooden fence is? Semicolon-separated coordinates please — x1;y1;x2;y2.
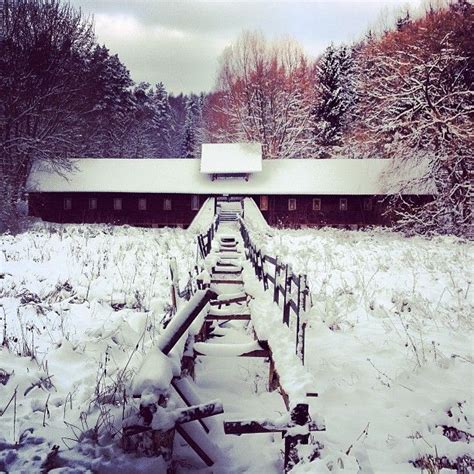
240;219;311;364
197;219;218;260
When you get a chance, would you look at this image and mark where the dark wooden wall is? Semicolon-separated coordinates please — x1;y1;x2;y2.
28;192;431;228
256;194;387;228
28;193;207;228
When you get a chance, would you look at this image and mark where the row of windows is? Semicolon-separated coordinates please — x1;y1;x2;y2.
259;196;373;212
63;195;201;211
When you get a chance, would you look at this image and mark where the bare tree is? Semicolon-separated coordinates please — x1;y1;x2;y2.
349;2;473;235
0;0;95;230
212;31;314;159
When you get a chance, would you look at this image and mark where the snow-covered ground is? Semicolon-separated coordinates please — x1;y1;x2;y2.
0;223;197;472
247;225;473;472
1;220;472;473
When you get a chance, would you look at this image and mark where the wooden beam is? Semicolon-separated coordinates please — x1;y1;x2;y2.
223;419;324;436
174;400;223;425
176;425;214;467
209;295;247;306
159;289;217;355
171;379;209;433
194;348;269;358
211;279;244;285
205;314;250;321
224;420;284;435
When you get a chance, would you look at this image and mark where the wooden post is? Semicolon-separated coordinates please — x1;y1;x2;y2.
282;265;290;325
284;404;310;472
262;255;269;291
273;258;279;304
169;257;179;314
302;274;308;312
301;322;307;366
295;274;301;354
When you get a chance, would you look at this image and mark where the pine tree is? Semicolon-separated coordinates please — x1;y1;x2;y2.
79;45;134;157
181;95;202;158
150;82;172;157
312;44;353;154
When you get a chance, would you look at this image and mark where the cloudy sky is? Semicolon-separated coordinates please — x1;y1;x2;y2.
69;0;423;95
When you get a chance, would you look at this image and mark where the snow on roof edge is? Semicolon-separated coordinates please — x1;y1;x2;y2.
26;158;434;195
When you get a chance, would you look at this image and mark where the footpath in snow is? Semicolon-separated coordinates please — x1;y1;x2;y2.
189;220;287;473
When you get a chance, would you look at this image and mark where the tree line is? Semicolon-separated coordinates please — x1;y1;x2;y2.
0;0;471;235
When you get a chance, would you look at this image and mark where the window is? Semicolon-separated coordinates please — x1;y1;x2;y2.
260;196;268;211
113;198;122;211
63;198;72;211
163;198;172;211
88;198;97;210
312;198;321;211
138;198;147;211
339;198;348;211
288;198;297;211
191;195;200;211
363;197;373;211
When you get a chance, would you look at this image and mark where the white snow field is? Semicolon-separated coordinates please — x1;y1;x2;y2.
0;223;199;472
245;225;473;473
0;220;472;473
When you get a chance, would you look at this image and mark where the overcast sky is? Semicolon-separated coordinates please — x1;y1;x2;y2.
69;0;423;95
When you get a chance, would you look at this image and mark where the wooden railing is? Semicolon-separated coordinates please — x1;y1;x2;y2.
196;218;218;259
240;219;311;364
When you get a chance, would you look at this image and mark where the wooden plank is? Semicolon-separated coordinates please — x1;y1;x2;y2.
175;400;223;425
264;255;277;265
171;378;210;433
224;419;324;436
224;421;284;435
209;295;247;306
211;279;244;285
212;269;242;275
195;349;269;358
239;349;270;357
205;314;251;321
288;299;298;314
266;273;275;285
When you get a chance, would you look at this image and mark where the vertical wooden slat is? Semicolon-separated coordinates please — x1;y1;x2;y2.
273;258;279;304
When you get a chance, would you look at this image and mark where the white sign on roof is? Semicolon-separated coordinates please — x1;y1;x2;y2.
200;143;262;174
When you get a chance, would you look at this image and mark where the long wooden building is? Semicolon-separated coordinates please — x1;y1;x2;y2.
26;143;433;228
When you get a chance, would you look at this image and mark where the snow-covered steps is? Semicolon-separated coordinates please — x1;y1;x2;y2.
207;304;251;321
194;341;269;358
210;278;244;285
212;265;242;275
209;291;249;307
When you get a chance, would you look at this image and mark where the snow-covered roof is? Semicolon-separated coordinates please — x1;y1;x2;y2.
200;143;262;174
27;158;433;195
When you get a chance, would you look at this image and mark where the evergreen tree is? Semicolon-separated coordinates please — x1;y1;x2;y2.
79;45;134;157
150;82;172;156
169;93;188;156
312;44;353;154
181;95;202;158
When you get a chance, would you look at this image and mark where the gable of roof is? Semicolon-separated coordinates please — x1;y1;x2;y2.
26;158;434;196
200;143;262;174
